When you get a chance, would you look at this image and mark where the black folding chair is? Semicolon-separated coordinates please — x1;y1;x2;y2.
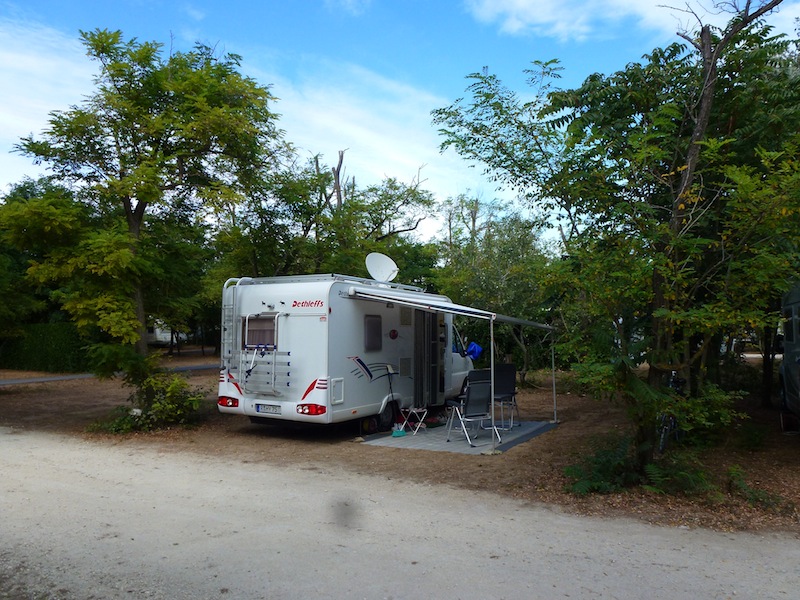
494;363;519;430
446;379;501;447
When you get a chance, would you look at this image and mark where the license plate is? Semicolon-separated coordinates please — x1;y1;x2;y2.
256;403;280;415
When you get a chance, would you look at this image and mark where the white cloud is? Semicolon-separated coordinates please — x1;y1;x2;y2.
242;57;506;240
464;0;669;41
249;58;500;208
769;2;800;35
464;0;800;42
0;16;494;239
323;0;372;17
0;18;94;190
182;3;206;22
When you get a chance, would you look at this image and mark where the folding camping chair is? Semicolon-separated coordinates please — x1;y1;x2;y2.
446;379;501;447
494;363;519;430
446;369;488;429
400;405;428;435
445;369;488;434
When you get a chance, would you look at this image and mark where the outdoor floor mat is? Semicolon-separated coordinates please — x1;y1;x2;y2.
363;420;557;455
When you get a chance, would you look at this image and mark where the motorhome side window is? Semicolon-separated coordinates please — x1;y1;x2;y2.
452;327;466;355
243;315;276;348
364;314;382;352
784;307;795;343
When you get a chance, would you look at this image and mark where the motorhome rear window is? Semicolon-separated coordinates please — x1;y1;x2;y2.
784;308;795;343
364;314;382;352
244;315;276;348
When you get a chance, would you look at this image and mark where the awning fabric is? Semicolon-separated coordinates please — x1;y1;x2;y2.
347;286;553;331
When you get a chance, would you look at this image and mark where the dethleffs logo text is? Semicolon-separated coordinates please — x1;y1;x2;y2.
291;299;324;308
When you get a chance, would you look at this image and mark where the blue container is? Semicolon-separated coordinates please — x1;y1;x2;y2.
466;342;483;360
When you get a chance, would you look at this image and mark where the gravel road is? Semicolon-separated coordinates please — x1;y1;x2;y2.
1;425;797;599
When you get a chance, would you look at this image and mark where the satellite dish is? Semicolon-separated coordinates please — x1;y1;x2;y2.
366;252;399;282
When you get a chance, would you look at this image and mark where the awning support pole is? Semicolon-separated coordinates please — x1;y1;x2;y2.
551;333;558;423
490;316;496;452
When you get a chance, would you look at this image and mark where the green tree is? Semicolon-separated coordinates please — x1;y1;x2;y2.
140;205;212;354
15;29;284;362
319;174;436;275
207;151;436;280
433;4;800;467
436;194;553;378
0;178;80;340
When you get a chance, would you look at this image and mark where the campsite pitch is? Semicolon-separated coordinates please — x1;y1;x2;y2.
1;349;799;534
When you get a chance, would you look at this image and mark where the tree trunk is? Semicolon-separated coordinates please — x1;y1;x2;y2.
675;1;786;213
134;286;149;357
706;332;724;386
660;0;786;398
648;256;669;388
332;150;345;209
124;196;150;357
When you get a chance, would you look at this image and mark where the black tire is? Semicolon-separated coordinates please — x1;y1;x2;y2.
657;415;676;453
376;401;396;432
657;425;669;454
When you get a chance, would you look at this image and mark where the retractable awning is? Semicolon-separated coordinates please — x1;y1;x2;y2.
347;286;553;331
347;285;557;454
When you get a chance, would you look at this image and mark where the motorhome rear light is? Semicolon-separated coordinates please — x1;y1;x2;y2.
296;404;326;416
218;396;239;408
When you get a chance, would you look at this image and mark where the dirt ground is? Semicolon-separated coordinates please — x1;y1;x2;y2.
2;350;799;535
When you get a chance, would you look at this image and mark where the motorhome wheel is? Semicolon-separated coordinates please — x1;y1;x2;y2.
377;402;396;431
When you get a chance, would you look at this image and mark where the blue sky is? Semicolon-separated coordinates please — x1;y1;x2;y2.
2;0;799;227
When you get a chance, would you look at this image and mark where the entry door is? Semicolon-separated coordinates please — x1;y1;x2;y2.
413;310;441;408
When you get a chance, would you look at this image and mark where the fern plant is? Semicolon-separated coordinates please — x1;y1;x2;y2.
564;434;643;495
643;452;716;496
727;465;789;511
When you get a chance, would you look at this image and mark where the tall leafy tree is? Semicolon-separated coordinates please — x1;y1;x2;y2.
436;194;552;377
140;203;212;352
0;178;82;340
208;151;436;280
434;3;800;466
15;29;285;360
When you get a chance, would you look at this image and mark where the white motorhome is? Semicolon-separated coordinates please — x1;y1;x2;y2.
779;285;800;416
217;273;476;431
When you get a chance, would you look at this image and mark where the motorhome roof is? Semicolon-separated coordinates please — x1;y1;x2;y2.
227;273;423;292
225;273;553;331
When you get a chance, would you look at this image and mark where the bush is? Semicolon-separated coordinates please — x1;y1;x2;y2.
658;383;746;449
85;342;151;382
91;371;206;433
643;451;717;496
134;372;205;428
718;355;762;395
0;322;90;372
564;434;643;495
566;437;722;499
733;422;768;451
